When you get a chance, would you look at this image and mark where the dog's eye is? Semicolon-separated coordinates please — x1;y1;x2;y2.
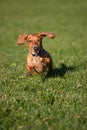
28;40;32;43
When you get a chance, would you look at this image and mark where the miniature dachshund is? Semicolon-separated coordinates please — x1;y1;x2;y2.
17;32;55;76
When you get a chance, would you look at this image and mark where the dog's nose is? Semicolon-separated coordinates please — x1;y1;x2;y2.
34;46;39;51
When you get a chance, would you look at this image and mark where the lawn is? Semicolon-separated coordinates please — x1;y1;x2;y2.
0;0;87;130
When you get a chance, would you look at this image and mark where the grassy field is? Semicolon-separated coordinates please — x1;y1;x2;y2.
0;0;87;129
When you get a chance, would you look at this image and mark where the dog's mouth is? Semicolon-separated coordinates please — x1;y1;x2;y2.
32;51;40;56
32;46;41;56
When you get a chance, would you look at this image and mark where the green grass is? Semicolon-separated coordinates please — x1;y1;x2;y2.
0;0;87;129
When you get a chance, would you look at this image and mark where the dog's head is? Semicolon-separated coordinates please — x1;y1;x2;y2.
17;32;55;56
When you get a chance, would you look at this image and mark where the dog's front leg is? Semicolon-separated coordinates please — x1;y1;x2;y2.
26;65;33;76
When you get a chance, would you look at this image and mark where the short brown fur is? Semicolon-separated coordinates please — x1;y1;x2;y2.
17;32;55;76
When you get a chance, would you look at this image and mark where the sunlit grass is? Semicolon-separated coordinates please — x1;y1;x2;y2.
0;0;87;130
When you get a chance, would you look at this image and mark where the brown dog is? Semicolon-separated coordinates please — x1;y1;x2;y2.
17;32;55;76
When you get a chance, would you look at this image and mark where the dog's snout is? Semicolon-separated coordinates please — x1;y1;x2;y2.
34;46;39;51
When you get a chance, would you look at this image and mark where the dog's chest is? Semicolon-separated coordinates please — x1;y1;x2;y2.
27;54;47;73
33;56;42;65
33;56;47;72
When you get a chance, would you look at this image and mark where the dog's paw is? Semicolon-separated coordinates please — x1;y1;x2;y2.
26;72;32;77
41;59;48;66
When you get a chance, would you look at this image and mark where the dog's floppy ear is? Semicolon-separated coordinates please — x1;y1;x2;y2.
17;34;28;45
39;32;55;39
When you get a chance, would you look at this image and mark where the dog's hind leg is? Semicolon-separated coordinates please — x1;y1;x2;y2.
47;60;53;75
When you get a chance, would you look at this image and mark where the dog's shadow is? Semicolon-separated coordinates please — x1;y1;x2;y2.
46;63;75;78
41;61;87;81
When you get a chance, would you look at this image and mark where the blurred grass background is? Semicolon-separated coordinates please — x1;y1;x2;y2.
0;0;87;130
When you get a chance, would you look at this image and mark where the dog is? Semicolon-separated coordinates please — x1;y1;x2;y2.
17;32;55;76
